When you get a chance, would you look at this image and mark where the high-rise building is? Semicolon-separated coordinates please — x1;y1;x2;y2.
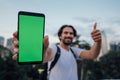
97;30;108;59
6;38;12;49
110;41;120;51
101;30;108;54
0;36;5;46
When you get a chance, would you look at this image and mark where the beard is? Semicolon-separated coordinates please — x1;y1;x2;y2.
61;37;73;46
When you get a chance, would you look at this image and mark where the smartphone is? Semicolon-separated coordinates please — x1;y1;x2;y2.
18;11;45;64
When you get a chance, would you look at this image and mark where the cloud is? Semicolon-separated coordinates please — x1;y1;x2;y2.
101;17;120;36
71;16;120;48
73;17;101;23
106;17;120;25
98;17;120;45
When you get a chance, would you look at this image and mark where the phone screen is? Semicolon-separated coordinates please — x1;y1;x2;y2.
18;11;45;64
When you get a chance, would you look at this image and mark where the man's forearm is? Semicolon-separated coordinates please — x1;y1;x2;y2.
43;48;53;63
90;42;101;58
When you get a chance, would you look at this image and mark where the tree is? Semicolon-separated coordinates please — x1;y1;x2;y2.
99;50;120;79
0;45;31;80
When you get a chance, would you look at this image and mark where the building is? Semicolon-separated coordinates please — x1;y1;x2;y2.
0;36;5;46
6;38;13;49
101;30;108;54
110;35;120;51
97;30;108;59
110;41;120;51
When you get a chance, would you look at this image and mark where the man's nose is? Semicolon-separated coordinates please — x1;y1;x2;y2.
66;33;72;36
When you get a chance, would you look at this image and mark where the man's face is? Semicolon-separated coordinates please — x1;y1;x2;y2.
59;27;74;45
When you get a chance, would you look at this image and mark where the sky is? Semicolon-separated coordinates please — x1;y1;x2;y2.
0;0;120;48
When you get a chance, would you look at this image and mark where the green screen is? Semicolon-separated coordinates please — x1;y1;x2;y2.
18;13;44;63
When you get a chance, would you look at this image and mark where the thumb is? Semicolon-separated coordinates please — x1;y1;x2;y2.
44;35;49;49
93;22;97;30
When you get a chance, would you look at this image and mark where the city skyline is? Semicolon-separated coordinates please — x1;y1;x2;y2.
0;0;120;46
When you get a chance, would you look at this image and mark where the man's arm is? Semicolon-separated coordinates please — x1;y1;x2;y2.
79;23;101;59
43;47;55;63
43;36;55;63
80;42;101;59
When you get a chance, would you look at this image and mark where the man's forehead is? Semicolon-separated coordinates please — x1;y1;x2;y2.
62;27;73;32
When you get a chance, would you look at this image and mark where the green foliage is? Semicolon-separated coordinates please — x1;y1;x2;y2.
1;44;120;80
0;45;32;80
78;50;120;80
99;50;120;79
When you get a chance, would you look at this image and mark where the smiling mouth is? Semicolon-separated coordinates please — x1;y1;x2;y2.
65;38;71;40
65;37;72;39
65;38;72;42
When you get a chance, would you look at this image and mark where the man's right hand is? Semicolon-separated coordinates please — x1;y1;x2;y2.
12;31;18;60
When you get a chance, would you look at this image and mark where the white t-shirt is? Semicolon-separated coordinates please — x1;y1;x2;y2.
48;45;83;80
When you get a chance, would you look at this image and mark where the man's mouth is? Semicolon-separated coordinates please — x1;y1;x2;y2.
65;37;72;40
65;38;72;41
65;38;71;40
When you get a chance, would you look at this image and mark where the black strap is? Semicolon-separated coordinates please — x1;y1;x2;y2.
70;48;76;59
49;45;60;71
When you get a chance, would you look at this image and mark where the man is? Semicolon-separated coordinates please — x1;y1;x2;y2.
12;23;101;80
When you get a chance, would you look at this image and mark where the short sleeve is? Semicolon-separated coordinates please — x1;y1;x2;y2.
71;47;84;59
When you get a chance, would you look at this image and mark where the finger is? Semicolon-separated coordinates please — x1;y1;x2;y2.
12;43;18;52
13;31;18;37
92;33;101;42
93;22;97;30
12;37;18;47
92;35;101;40
91;30;101;37
13;48;18;54
13;39;18;45
94;37;101;42
12;54;18;60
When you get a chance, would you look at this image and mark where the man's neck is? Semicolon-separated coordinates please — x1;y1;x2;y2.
59;42;69;51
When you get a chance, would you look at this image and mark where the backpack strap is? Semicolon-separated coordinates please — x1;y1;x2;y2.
70;48;76;59
48;45;60;71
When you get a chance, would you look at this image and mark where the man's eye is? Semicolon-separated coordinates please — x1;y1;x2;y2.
64;32;68;34
70;32;73;35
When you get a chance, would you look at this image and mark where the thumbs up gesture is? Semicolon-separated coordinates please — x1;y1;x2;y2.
91;23;101;42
